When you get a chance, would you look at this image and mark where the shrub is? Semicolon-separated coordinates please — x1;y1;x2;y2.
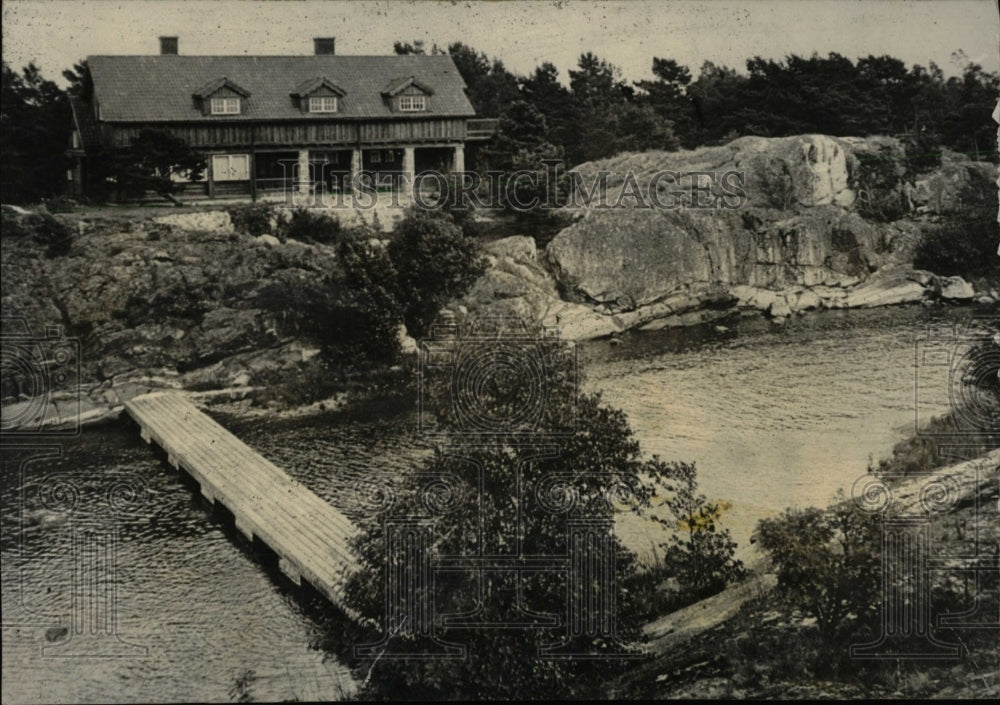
852;146;909;222
755;496;881;642
651;460;746;606
227;202;278;237
900;131;943;177
329;239;405;367
111;128;206;201
282;207;343;245
386;209;486;338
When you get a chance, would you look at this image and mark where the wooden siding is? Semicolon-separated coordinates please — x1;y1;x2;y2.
106;118;467;149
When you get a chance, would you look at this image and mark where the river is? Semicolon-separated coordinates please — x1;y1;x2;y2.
0;305;981;702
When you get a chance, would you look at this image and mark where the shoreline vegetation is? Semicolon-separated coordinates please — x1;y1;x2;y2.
3;133;997;699
3;34;998;700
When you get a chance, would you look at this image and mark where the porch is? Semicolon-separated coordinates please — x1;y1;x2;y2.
186;144;466;199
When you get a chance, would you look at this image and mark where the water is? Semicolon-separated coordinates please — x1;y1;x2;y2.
1;305;983;702
580;306;985;560
1;406;430;704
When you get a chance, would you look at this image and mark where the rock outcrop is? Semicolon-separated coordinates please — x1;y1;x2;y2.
1;211;340;398
458;135;994;338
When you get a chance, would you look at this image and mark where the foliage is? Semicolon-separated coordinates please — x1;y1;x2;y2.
448;42;521;119
343;322;705;698
755;497;881;640
227;202;279;237
636;58;697;148
651;461;745;604
385;209;486;339
282;207;344;245
249;237;403;369
874;318;999;476
852;146;909;222
111;128;206;201
414;172;482;237
331;238;405;366
913;178;1000;279
900;130;943;176
1;62;71;204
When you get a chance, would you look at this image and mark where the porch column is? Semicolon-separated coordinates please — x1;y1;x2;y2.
350;148;363;191
207;155;216;198
297;149;310;196
453;144;465;173
249;150;257;201
402;146;415;189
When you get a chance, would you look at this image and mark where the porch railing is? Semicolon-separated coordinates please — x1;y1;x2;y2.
466;118;499;140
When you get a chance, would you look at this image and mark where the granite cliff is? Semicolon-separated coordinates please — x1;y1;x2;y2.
456;134;996;338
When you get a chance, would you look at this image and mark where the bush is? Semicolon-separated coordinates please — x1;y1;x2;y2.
329;239;405;367
282;207;344;245
755;496;881;642
900;131;943;177
111;128;206;200
852;146;909;222
386;209;486;338
651;460;746;606
227;202;278;237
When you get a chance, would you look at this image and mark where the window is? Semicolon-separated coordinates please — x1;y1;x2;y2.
384;150;394;162
370;151;381;164
308;96;338;113
210;97;241;115
398;95;426;112
211;154;250;181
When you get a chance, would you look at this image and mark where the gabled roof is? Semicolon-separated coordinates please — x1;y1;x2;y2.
87;54;476;122
382;76;435;97
193;77;251;99
291;76;346;98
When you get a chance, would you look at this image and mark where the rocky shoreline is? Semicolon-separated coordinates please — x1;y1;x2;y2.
455;134;996;339
3;133;996;430
458;234;994;342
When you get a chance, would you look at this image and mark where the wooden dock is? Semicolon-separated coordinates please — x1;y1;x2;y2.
124;391;363;623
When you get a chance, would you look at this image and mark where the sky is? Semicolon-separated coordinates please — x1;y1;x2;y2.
2;0;998;86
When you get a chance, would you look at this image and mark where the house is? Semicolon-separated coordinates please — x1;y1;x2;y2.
68;37;498;200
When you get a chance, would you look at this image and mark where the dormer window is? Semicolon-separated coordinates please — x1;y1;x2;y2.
382;76;434;113
398;95;426;112
308;96;338;113
292;77;346;114
194;78;251;116
211;97;242;115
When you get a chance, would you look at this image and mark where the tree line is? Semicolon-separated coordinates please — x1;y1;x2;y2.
2;44;996;204
400;41;997;172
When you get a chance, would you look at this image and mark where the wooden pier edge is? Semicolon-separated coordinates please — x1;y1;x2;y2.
125;391;366;624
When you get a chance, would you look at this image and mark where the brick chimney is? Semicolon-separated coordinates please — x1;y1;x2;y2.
313;37;336;55
160;36;178;55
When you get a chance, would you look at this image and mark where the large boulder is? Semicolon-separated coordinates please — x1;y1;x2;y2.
545;205;901;312
840;266;930;308
940;276;976;301
571;134;860;210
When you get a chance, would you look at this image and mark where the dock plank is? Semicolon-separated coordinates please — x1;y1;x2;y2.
125;391;365;623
